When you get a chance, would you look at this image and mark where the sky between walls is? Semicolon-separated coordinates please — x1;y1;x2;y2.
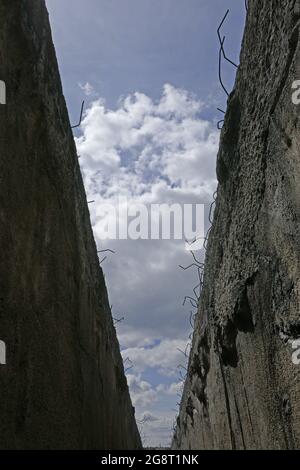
46;0;246;447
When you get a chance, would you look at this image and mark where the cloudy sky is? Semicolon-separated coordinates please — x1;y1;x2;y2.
46;0;245;447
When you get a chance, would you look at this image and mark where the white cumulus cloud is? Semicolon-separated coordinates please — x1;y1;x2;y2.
75;84;219;447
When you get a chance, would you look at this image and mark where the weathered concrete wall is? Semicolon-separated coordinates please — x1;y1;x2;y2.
173;0;300;450
0;0;141;450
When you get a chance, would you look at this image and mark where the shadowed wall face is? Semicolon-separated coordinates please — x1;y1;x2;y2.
0;0;141;450
174;0;300;450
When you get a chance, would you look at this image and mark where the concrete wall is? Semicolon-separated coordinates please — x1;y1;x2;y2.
174;0;300;450
0;0;141;450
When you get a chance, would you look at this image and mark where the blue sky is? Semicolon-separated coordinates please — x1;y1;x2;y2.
46;0;246;447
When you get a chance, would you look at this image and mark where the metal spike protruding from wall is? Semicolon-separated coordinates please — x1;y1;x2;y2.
209;191;217;224
217;107;226;129
97;248;116;265
113;316;125;325
124;357;134;373
216;9;239;128
177;342;191;359
97;249;116;255
183;296;198;309
217;10;239;69
71;101;85;129
189;311;196;329
218;36;230;97
190;251;204;268
179;262;203;272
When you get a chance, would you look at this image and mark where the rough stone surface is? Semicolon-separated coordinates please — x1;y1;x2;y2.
0;0;141;450
173;0;300;450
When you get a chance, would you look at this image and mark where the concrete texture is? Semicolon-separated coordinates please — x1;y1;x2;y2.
0;0;141;450
173;0;300;450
